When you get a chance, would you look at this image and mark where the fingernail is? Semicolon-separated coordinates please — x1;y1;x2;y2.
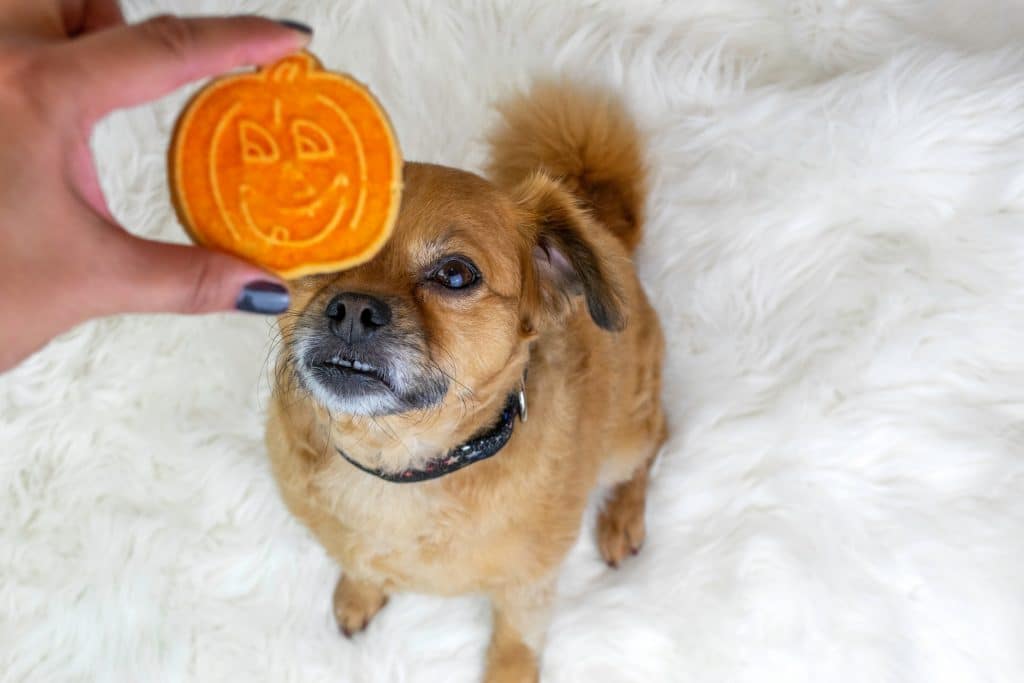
276;19;313;36
236;281;289;315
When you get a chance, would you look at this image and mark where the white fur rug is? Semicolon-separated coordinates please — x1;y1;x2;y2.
4;1;1024;681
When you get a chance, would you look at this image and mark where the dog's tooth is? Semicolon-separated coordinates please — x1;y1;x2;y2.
339;359;352;367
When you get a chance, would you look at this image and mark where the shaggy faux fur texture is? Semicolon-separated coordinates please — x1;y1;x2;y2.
4;0;1024;681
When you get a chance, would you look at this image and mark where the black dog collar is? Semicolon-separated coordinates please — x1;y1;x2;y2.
337;382;527;483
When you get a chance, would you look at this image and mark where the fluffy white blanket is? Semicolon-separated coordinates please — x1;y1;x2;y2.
4;1;1024;681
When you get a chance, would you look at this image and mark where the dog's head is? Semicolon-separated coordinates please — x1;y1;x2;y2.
278;162;626;418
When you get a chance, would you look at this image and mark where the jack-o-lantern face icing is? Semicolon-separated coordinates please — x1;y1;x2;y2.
169;52;401;278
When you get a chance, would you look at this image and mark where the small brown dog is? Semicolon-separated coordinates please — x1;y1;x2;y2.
266;83;666;682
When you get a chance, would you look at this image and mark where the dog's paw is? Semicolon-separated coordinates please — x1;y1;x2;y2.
597;485;646;568
484;659;539;683
333;575;389;638
485;640;539;683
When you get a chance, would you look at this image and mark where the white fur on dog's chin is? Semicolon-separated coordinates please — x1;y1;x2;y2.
4;1;1024;682
292;335;408;417
297;370;402;418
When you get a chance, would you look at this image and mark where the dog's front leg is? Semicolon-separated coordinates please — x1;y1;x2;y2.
484;576;555;683
333;573;390;638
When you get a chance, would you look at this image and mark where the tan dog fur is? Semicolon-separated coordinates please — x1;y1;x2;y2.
266;83;666;682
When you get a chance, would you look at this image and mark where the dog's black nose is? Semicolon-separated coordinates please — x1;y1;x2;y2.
325;292;392;341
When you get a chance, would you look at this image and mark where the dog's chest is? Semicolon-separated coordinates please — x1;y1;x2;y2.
308;460;518;592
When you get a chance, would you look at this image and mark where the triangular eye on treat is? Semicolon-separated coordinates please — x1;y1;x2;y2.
168;51;402;279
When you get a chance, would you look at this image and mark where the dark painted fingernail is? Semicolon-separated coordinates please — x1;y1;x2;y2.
236;281;289;314
276;19;313;35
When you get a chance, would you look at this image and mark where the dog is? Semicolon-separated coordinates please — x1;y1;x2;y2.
266;82;667;682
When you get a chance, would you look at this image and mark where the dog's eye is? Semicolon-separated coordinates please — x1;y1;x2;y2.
431;257;479;289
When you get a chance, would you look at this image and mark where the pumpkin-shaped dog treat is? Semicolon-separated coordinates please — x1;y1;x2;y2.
169;51;401;278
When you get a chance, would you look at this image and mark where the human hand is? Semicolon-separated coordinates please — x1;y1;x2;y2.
0;0;311;372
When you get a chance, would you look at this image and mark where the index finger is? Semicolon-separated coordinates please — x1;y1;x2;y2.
54;14;311;123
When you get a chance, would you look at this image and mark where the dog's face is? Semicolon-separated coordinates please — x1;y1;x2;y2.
280;162;625;418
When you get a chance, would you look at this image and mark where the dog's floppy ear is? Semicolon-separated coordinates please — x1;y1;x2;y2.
515;173;626;332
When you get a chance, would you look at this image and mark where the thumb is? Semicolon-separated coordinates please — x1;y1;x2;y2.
114;234;290;316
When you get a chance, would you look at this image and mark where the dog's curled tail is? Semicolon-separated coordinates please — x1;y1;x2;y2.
487;81;646;253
